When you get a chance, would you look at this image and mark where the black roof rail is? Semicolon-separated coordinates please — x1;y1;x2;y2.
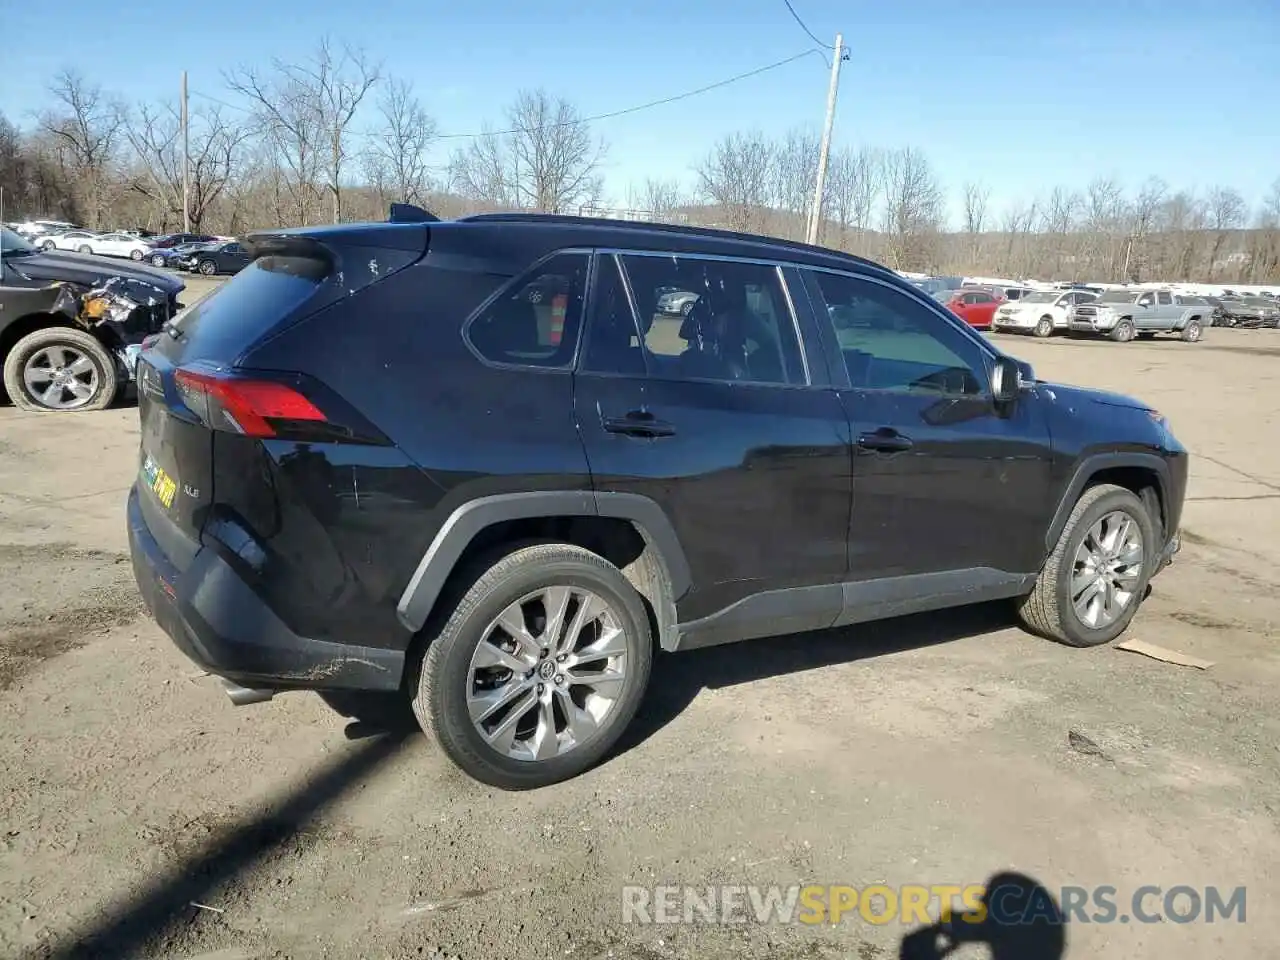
455;212;885;272
389;203;439;223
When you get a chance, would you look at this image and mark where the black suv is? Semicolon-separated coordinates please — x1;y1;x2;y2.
127;210;1187;789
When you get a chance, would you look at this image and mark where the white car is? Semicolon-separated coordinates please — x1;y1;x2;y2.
40;230;103;252
20;219;79;241
81;232;157;261
992;289;1099;337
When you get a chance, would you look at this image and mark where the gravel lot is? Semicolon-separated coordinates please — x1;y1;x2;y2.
2;277;1278;959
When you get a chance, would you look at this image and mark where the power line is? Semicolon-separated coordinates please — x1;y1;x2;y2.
190;49;825;139
781;0;834;49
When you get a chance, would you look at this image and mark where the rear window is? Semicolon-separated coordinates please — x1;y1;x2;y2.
161;256;329;363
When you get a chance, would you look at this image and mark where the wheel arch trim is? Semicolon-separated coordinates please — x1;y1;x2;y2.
1045;452;1170;552
395;490;691;635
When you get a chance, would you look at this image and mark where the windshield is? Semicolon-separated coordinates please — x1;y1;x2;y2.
1098;290;1142;303
0;227;37;255
1020;292;1057;304
931;289;956;303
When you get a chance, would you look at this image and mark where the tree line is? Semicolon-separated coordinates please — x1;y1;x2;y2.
2;41;1277;284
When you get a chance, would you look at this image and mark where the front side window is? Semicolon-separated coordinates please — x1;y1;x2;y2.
466;252;587;369
810;271;988;396
618;254;805;386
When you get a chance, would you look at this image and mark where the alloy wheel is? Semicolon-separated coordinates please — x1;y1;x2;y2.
466;586;628;762
1070;510;1145;629
23;345;99;410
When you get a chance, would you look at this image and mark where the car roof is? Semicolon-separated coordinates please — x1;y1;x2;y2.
449;213;898;279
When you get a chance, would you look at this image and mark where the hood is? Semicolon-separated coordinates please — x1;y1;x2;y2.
1038;380;1153;413
4;249;184;296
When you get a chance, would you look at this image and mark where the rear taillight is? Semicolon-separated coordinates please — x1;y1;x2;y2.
175;368;326;438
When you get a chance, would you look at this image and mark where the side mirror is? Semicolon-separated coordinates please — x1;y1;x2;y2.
991;356;1024;404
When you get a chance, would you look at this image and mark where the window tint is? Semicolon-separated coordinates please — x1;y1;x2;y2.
810;272;987;396
1157;292;1172;305
618;254;805;386
466;252;587;369
583;255;645;376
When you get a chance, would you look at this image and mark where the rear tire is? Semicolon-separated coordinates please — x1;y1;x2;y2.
77;244;92;254
1180;318;1203;342
129;249;144;261
412;543;653;789
1017;484;1155;647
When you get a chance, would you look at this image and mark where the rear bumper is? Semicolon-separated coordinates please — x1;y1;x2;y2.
127;485;405;693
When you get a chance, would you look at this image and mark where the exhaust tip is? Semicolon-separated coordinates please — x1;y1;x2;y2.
222;679;276;706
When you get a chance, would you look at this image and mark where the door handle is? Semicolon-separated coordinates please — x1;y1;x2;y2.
857;428;913;453
602;411;677;438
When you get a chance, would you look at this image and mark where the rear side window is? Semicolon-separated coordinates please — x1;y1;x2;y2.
618;254;805;386
465;252;587;369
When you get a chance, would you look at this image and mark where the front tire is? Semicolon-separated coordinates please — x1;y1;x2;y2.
151;254;166;267
413;543;653;789
129;249;144;261
2;327;118;413
77;244;92;254
1110;319;1135;343
1033;315;1053;338
1017;484;1155;647
198;259;217;276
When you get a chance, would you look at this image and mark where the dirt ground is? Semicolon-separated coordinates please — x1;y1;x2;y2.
2;280;1278;959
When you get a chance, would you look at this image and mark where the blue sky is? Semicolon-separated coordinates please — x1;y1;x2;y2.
4;0;1278;223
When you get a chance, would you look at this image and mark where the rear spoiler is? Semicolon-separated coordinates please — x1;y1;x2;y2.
388;203;439;223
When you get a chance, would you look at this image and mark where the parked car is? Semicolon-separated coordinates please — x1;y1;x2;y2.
993;289;1098;337
1068;288;1208;342
655;286;700;316
126;207;1187;788
148;241;217;269
1198;296;1229;326
179;240;252;276
936;288;1004;330
15;219;78;240
39;230;102;252
149;232;218;250
0;227;184;412
1221;296;1280;328
78;232;157;261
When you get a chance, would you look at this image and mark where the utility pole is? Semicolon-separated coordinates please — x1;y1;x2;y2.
181;71;191;233
806;34;846;246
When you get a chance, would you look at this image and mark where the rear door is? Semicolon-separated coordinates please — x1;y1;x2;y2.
574;251;852;635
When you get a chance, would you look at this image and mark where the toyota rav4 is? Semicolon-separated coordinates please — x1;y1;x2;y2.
127;208;1187;789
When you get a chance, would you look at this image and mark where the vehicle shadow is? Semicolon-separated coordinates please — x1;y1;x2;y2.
40;729;411;960
899;871;1066;959
616;600;1016;757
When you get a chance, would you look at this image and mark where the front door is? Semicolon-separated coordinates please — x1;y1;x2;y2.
802;269;1055;584
574;251;852;637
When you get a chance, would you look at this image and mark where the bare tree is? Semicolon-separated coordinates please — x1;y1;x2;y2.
227;40;379;225
1204;185;1247;280
1038;186;1080;277
961;181;989;270
126;103;248;230
633;177;684;222
1081;177;1127;280
822;145;882;254
364;77;436;208
769;128;819;239
695;132;774;233
880;147;943;271
449;90;604;214
37;71;124;228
